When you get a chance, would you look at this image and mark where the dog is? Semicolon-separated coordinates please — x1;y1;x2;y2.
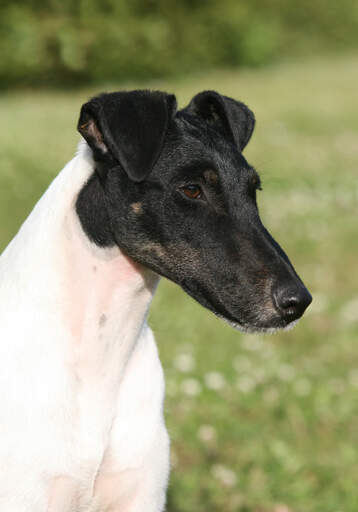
0;90;311;511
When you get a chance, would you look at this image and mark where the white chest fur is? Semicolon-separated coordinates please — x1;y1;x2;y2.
0;144;168;511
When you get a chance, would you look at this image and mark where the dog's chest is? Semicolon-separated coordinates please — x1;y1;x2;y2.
47;326;165;511
63;287;151;456
48;325;131;503
73;320;126;454
41;202;160;510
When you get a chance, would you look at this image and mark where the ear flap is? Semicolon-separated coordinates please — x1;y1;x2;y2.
186;90;255;152
78;90;177;182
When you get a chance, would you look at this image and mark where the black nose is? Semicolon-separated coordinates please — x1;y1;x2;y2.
273;284;312;322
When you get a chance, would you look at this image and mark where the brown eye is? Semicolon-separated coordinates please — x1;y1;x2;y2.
182;184;203;200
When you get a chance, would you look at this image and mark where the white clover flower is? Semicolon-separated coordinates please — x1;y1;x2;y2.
277;364;296;382
228;493;244;508
348;369;358;388
274;505;292;512
233;355;252;372
329;378;345;394
294;377;312;396
166;378;178;397
236;374;256;393
180;342;194;352
242;335;263;351
211;464;237;487
181;378;201;396
204;371;226;390
261;345;275;360
306;292;328;315
335;189;352;208
250;366;267;384
197;424;216;442
171;450;179;468
340;297;358;324
263;386;279;404
174;353;195;373
289;190;313;213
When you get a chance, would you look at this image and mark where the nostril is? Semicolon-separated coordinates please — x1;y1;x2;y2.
273;285;312;321
280;294;301;310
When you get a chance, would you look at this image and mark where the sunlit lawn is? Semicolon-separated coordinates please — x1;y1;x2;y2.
1;53;358;512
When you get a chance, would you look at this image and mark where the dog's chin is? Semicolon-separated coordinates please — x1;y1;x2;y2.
179;285;300;335
216;311;299;335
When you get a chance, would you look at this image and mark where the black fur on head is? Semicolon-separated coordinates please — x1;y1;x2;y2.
76;89;311;332
78;90;177;182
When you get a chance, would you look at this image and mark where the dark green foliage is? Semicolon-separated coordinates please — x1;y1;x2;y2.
1;0;358;87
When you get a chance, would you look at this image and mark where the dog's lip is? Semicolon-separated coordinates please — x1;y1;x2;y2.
179;283;294;333
218;312;299;334
213;302;298;334
179;278;303;333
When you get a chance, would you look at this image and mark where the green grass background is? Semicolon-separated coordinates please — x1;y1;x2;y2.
1;54;357;511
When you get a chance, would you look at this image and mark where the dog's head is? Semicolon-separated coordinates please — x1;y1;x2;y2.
76;89;312;332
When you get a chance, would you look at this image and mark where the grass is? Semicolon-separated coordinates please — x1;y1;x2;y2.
1;53;358;512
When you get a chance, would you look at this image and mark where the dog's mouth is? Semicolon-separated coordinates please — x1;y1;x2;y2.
180;285;285;334
217;310;300;334
213;302;302;334
210;275;312;334
180;278;311;335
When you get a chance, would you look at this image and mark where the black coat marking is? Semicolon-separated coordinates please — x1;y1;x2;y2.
76;89;312;332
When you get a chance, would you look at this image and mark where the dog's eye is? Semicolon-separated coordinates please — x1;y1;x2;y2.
181;184;203;200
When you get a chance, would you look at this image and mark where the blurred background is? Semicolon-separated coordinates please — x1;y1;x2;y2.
1;1;358;511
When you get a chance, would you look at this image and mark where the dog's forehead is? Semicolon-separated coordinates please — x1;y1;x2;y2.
161;116;251;186
162;114;247;178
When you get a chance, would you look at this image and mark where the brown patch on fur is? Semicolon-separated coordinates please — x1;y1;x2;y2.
167;241;201;271
204;169;218;184
141;242;166;258
130;202;143;214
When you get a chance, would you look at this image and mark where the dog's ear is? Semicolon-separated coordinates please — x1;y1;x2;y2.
187;90;255;152
78;90;177;182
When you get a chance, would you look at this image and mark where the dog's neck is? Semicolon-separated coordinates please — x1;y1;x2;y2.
1;142;159;382
63;204;159;377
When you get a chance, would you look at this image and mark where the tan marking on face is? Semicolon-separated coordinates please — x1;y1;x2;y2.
167;241;201;272
142;242;166;258
130;202;143;214
204;169;218;184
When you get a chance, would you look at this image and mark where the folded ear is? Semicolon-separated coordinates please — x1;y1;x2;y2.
78;90;177;182
186;90;255;152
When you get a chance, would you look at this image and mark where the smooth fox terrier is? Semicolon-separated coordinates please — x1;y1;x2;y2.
0;90;311;511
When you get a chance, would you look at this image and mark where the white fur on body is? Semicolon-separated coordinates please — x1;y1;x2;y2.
0;143;169;511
